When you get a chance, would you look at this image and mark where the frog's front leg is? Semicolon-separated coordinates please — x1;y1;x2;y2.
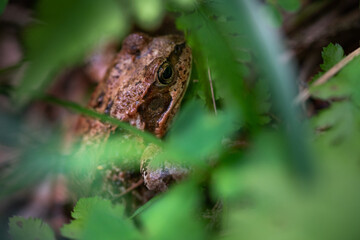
140;143;189;192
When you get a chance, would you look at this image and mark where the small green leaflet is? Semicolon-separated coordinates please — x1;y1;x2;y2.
8;216;55;240
0;0;7;15
320;43;344;71
311;43;345;83
277;0;301;12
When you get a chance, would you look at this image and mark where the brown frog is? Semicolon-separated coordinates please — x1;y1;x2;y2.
77;32;192;193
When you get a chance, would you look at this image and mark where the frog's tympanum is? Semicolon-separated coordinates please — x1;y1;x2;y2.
77;33;192;196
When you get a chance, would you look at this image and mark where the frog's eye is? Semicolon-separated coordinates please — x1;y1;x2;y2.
158;62;174;85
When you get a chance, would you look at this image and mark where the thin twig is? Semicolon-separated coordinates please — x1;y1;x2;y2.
294;47;360;104
207;65;217;115
116;179;144;198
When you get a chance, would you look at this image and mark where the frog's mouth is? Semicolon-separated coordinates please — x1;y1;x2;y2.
138;93;172;137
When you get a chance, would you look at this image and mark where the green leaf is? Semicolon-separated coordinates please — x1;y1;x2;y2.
130;195;161;219
141;181;205;240
167;0;197;11
43;95;161;145
311;102;360;153
164;101;237;164
310;55;360;103
132;0;164;29
213;132;360;240
320;43;344;71
261;4;283;27
9;216;55;240
61;197;140;240
0;0;7;15
177;4;258;124
278;0;301;12
61;197;109;239
81;201;141;240
14;0;127;106
216;0;312;178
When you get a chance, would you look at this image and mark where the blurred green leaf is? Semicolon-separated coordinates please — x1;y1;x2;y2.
320;43;344;71
0;0;7;15
167;0;197;11
0;133;63;199
67;135;146;197
141;181;205;240
9;216;55;240
177;3;258;125
14;0;127;106
167;101;236;159
130;195;161;219
278;0;301;12
43;95;161;145
132;0;164;29
212;0;311;178
310;56;360;165
213;132;360;240
311;102;360;165
178;0;312;177
261;4;283;27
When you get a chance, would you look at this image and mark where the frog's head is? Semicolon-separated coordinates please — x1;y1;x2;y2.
136;34;192;138
89;33;192;138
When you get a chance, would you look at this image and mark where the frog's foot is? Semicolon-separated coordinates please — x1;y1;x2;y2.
142;162;189;191
140;143;189;192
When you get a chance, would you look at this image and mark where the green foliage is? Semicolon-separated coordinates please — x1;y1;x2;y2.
264;0;301;26
61;191;204;240
0;120;63;199
261;4;283;27
310;50;360;165
164;101;236;163
14;0;126;106
277;0;301;12
320;43;345;71
61;197;140;240
2;0;360;240
132;0;165;29
8;216;55;240
141;181;205;240
312;43;345;81
0;0;7;15
311;56;360;101
213;132;360;240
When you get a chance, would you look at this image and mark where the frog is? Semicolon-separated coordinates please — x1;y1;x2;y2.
76;32;192;195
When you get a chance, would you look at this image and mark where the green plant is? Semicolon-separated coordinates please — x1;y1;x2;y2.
2;0;360;239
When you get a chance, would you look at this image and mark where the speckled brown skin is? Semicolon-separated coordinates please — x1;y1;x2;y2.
77;33;192;140
77;33;192;193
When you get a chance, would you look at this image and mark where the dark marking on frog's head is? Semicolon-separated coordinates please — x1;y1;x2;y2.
94;91;105;109
122;33;151;56
104;100;113;115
